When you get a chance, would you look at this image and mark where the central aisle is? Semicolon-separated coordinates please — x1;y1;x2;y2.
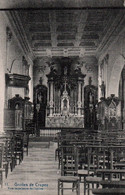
1;141;84;195
1;141;59;195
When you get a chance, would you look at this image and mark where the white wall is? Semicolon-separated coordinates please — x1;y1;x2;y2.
0;13;7;132
0;12;33;132
98;27;125;99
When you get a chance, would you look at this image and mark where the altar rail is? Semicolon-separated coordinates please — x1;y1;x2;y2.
40;128;61;137
40;127;85;138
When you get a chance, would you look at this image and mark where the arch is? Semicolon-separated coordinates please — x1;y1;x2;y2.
108;55;124;97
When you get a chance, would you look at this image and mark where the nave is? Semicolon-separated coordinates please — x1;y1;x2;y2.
1;140;59;195
0;138;85;195
1;128;125;195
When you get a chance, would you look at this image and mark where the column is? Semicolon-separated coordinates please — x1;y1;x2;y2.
49;80;54;116
47;82;50;105
98;62;102;101
122;69;125;129
77;79;82;116
81;83;84;115
104;54;109;98
0;13;6;132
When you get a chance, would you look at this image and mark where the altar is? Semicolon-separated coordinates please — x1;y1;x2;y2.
46;58;86;128
46;114;84;128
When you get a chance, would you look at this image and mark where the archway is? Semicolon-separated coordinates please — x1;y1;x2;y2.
108;55;124;97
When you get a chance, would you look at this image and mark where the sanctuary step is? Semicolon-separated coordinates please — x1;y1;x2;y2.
29;135;52;143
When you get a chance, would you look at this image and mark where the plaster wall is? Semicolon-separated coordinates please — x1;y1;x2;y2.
98;28;125;98
0;12;33;132
0;13;6;132
4;12;33;103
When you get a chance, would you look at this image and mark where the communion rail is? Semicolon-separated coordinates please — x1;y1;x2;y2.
39;127;85;138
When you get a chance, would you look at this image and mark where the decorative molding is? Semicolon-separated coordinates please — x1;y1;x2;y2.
5;73;31;88
97;11;125;58
6;26;12;42
74;11;88;47
105;94;119;107
5;11;34;61
85;63;94;72
7;58;20;73
33;47;96;57
124;0;125;7
49;11;57;47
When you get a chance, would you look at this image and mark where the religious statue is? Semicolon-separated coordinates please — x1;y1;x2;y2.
100;81;105;98
37;92;43;104
50;65;57;75
64;66;68;75
74;65;81;74
63;98;67;109
89;92;93;104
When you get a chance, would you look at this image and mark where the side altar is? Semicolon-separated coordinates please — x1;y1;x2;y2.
46;60;86;128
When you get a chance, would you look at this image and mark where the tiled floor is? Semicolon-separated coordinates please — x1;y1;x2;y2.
0;141;85;195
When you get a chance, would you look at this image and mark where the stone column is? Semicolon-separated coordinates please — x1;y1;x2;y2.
49;80;54;116
81;83;84;115
122;69;125;129
98;62;102;101
77;79;82;116
0;14;7;132
47;82;50;105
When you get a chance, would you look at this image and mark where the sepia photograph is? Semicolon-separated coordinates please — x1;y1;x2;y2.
0;0;125;194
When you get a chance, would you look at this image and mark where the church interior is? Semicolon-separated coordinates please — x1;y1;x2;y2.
1;1;125;195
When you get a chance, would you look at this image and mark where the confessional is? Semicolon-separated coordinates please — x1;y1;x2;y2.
4;94;33;131
97;94;121;130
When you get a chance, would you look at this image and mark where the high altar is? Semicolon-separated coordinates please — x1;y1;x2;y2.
46;61;86;128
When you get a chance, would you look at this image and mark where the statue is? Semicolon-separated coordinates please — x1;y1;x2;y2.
100;81;105;98
63;99;67;109
64;66;67;75
74;64;82;74
89;92;93;104
37;92;43;104
50;65;57;75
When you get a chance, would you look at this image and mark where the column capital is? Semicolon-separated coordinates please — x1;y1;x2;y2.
77;101;82;108
49;100;54;107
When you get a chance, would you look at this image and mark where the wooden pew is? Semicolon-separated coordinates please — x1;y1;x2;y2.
92;188;125;195
58;145;80;195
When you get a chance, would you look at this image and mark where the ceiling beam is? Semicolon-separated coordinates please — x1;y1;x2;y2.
49;11;57;47
33;47;96;57
74;10;88;47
